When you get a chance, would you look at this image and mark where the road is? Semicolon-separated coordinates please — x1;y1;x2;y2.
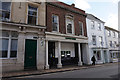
13;63;119;79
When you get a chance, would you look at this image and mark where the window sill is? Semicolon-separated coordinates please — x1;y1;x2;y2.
0;58;17;60
52;31;60;33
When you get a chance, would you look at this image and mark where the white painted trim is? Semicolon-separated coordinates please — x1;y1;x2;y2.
79;21;84;36
65;15;74;35
45;32;88;39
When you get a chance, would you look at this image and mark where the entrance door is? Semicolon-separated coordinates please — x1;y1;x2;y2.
48;42;57;68
24;39;37;69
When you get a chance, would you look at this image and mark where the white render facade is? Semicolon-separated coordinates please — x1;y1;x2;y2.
86;14;109;64
105;26;120;62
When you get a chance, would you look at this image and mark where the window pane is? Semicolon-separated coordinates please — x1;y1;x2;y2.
0;2;11;21
67;24;72;33
2;31;9;37
28;5;37;25
52;15;58;31
79;22;83;35
91;21;95;29
28;11;37;16
0;39;8;58
28;6;37;11
11;31;18;38
52;23;58;31
28;16;36;25
10;39;18;58
2;2;11;11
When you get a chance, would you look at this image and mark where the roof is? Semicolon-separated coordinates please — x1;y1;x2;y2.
105;26;119;32
86;13;105;23
47;1;86;17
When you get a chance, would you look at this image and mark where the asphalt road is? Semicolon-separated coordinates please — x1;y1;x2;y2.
13;63;119;79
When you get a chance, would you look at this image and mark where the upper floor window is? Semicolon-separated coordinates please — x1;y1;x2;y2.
91;21;95;29
98;23;101;30
79;21;84;36
114;41;117;48
0;2;11;21
92;35;96;45
108;30;111;37
109;41;112;47
66;16;74;34
113;32;116;38
28;5;37;25
0;31;18;59
52;14;59;32
99;36;103;46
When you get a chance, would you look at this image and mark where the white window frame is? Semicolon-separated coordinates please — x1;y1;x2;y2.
27;4;38;25
108;30;111;37
52;14;59;32
91;21;95;29
92;35;96;45
66;15;74;34
0;31;18;59
113;31;116;38
98;23;101;30
99;36;103;46
79;21;84;36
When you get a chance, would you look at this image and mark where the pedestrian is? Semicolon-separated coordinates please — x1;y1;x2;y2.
91;55;96;65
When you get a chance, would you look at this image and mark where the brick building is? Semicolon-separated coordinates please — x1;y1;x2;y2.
45;2;90;69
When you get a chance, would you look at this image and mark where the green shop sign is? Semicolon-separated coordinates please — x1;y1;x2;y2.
65;37;76;40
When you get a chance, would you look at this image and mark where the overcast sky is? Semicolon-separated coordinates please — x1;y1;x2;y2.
59;0;119;30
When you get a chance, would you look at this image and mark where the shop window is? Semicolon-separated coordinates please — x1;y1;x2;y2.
28;5;37;25
0;31;18;59
94;51;101;60
52;14;59;32
61;51;65;58
0;2;11;21
79;21;84;36
97;51;101;60
66;16;74;34
61;51;71;58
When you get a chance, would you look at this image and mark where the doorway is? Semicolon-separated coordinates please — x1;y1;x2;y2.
48;41;57;68
24;39;37;69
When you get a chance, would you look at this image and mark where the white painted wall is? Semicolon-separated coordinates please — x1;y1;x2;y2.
86;15;108;64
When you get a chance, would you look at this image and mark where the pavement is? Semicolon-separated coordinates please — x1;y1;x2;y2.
1;62;119;79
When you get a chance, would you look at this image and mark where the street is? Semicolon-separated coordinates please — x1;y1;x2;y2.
12;63;119;79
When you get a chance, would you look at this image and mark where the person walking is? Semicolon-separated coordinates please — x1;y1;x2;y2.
91;55;96;65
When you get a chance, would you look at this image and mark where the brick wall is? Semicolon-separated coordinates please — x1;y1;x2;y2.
46;2;87;37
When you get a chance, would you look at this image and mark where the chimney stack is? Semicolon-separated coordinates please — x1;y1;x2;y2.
71;3;75;7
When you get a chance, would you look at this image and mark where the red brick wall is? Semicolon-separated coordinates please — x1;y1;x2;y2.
46;2;87;37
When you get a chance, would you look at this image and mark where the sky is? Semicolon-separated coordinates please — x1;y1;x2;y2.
58;0;119;30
